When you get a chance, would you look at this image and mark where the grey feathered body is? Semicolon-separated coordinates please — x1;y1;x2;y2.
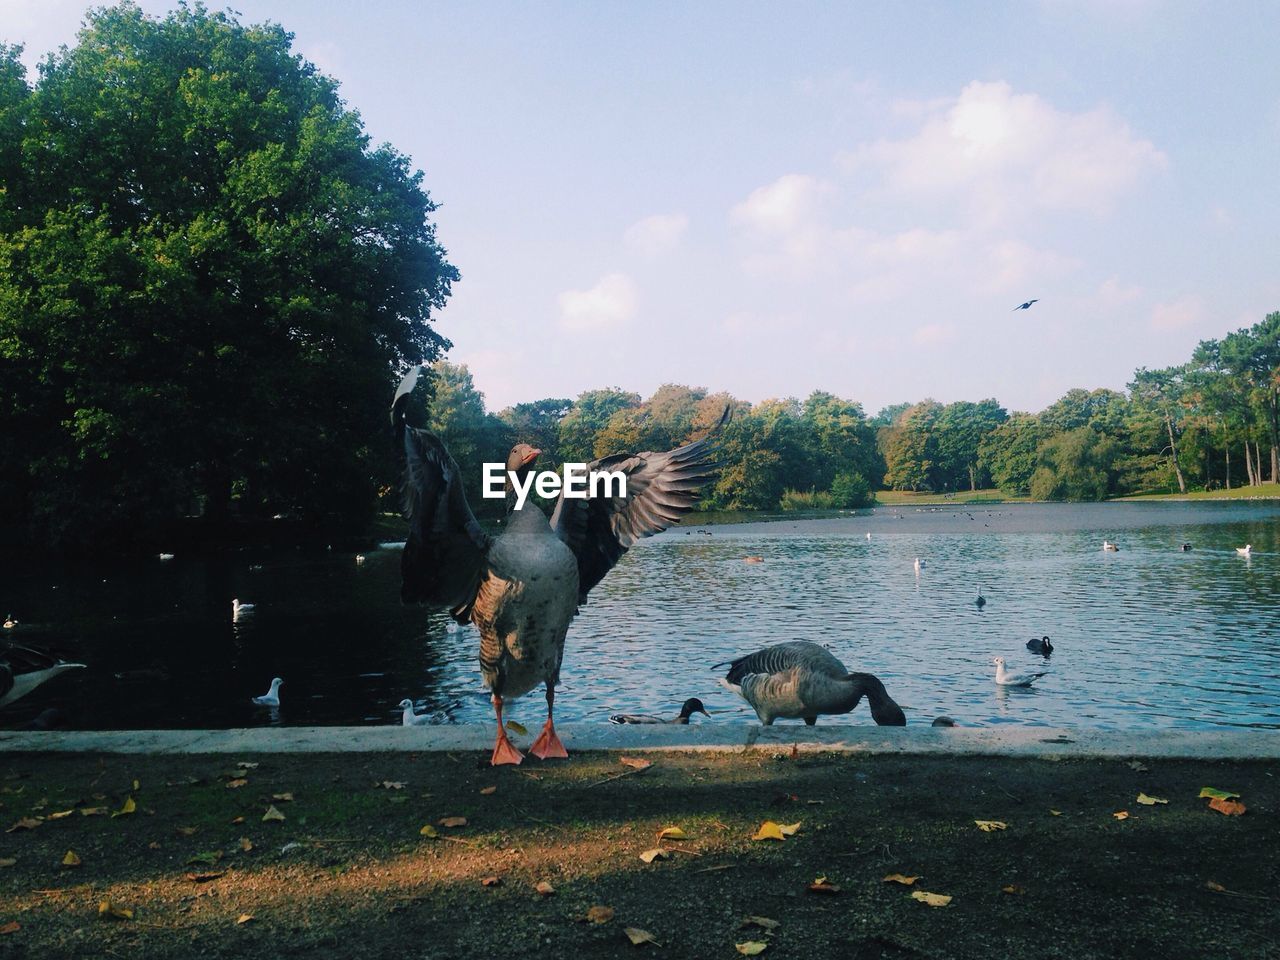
720;641;905;726
473;506;580;701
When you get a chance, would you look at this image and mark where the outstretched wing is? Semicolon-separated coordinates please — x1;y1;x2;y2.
399;424;491;619
550;410;726;604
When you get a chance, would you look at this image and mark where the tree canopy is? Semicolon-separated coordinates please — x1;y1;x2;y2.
0;3;456;551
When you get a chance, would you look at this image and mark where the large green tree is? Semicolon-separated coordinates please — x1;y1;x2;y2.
0;3;457;550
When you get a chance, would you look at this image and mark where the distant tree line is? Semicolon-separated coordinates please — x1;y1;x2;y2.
421;310;1280;516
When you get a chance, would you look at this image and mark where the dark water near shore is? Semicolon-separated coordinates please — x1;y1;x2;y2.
3;502;1279;731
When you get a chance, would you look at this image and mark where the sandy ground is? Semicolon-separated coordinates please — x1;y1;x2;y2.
0;748;1276;959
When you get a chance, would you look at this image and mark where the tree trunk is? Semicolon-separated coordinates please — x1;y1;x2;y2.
1245;443;1256;486
1164;411;1186;494
1270;388;1280;483
1225;445;1230;490
968;464;976;492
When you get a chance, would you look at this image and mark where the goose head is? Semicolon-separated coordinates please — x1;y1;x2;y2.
398;698;413;710
848;673;906;726
679;697;710;721
504;444;542;508
268;677;283;692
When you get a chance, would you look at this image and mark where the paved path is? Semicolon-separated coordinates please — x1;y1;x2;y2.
1;725;1276;759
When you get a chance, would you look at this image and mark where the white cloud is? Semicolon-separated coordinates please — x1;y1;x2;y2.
845;81;1167;220
731;174;833;234
623;213;689;256
1149;296;1203;332
913;323;958;346
557;273;638;333
1097;276;1144;308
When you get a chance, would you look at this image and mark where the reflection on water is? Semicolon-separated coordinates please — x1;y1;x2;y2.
3;502;1279;731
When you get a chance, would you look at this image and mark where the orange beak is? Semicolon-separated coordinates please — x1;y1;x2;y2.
521;448;541;466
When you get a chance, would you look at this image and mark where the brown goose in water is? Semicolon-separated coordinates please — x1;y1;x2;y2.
715;641;906;726
394;367;723;765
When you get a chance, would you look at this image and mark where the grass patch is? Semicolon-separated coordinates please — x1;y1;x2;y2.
1118;482;1280;501
874;488;1019;506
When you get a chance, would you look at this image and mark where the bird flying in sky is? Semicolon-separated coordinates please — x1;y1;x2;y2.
1013;299;1039;311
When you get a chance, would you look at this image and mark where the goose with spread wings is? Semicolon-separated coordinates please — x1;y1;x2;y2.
394;367;724;765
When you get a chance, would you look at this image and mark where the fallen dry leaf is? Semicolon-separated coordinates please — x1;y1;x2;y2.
807;879;842;894
656;826;687;841
0;858;15;868
147;841;161;850
535;880;555;896
480;786;497;796
112;796;137;818
585;905;614;924
1206;881;1227;892
882;873;919;887
1199;786;1239;800
481;876;502;887
1136;793;1168;806
6;817;42;832
752;820;799;841
185;851;223;866
231;816;245;825
379;781;406;790
79;807;107;817
619;757;653;771
624;927;659;946
225;779;248;789
1128;761;1150;772
1113;811;1130;820
0;921;19;935
736;942;769;956
236;914;254;924
271;792;294;802
911;891;953;908
239;837;253;852
1208;797;1247;816
974;820;1007;832
98;901;134;921
439;816;468;828
261;805;286;823
47;809;75;820
639;848;669;864
505;720;528;735
62;850;82;867
1049;809;1062;817
740;916;780;932
1002;885;1025;895
177;826;198;837
419;825;439;838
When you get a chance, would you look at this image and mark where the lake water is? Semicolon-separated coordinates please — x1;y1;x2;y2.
3;502;1279;732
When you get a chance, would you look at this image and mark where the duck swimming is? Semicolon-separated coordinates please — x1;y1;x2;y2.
609;698;710;725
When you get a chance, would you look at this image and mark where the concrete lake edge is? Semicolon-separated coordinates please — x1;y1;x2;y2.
1;725;1276;759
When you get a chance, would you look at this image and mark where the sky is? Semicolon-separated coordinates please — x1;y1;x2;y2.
4;1;1279;416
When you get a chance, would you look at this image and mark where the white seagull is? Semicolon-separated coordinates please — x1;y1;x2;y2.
251;677;283;706
914;557;925;572
1236;544;1252;557
992;657;1046;687
1102;541;1119;552
398;698;428;726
